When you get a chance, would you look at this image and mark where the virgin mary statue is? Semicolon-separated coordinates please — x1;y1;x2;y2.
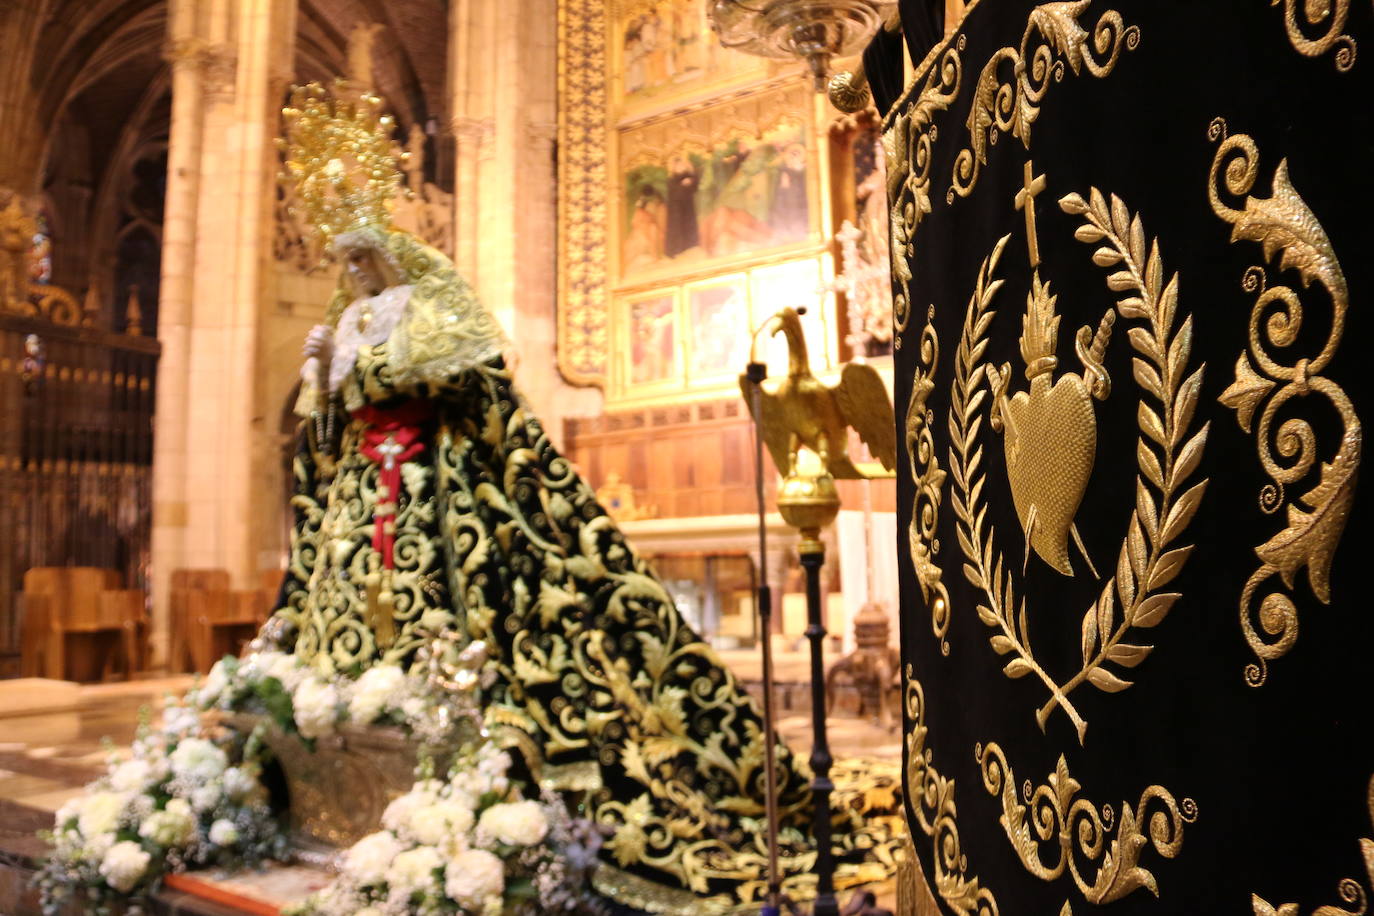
267;85;900;913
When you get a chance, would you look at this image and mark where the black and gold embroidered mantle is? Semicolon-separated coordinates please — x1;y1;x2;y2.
269;230;904;911
884;1;1374;912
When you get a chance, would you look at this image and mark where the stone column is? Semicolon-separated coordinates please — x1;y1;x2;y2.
149;0;298;666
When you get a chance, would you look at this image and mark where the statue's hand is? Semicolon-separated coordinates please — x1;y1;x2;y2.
303;324;334;362
302;324;334;388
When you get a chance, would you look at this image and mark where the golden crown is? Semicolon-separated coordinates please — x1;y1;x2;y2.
279;81;405;242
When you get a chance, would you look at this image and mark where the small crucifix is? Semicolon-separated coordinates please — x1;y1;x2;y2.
1014;159;1048;270
376;436;405;471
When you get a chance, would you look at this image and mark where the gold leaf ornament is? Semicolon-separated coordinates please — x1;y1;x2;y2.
976;742;1196;904
951;3;1140;200
1208;124;1362;685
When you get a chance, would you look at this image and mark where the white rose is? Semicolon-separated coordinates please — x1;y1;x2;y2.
99;840;151;893
78;792;129;838
165;797;194;819
239;650;285;681
109;759;153;793
444;848;504;907
191;783;222;812
347;664;406;724
400;696;426;720
410;800;475;848
170;737;228;783
341;830;403;886
477;800;548;848
386;845;443;897
208;819;239;846
292;677;339;739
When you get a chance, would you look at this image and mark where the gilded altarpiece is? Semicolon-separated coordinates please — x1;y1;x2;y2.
558;0;841;403
886;1;1373;912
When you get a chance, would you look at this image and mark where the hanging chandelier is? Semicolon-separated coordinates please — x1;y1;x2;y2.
709;0;896;92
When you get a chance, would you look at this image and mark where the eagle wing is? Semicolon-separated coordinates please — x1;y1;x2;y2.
834;362;897;471
739;373;794;476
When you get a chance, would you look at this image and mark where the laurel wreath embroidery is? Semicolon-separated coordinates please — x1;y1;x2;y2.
950;191;1210;742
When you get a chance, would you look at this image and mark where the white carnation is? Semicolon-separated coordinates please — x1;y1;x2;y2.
208;819;240;846
347;664;406;724
78;792;129;838
292;677;339;739
83;831;117;863
477;800;548;848
109;759;153;793
161;704;201;738
138;803;196;847
170;737;228;783
386;845;443;897
197;659;231;705
444;848;504;907
222;766;257;801
410;800;475;848
267;652;306;691
99;840;150;893
382;786;438;835
341;830;403;886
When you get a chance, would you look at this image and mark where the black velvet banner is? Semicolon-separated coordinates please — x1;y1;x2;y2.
887;1;1374;912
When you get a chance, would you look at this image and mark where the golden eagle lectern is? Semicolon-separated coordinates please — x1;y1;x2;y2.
741;306;897;480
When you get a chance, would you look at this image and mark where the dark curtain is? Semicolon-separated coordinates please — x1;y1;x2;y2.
889;1;1374;913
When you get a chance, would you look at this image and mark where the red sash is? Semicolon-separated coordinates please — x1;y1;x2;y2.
354;400;434;569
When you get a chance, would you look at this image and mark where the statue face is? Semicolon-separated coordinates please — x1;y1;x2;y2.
344;247;386;297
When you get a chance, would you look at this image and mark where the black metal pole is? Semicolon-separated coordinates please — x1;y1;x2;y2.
745;360;783;915
801;543;838;916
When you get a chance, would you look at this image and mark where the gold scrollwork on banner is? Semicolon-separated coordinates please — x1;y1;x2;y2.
976;742;1197;904
905;667;1000;915
951;187;1209;742
949;1;1140;203
1208;122;1361;687
887;40;963;337
1252;774;1374;916
1270;0;1357;71
908;305;953;654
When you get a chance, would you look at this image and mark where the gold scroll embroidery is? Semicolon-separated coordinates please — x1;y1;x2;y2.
908;305;953;654
887;39;963;338
976;741;1197;904
1251;774;1374;916
1270;0;1357;71
1208;122;1361;687
949;1;1140;203
905;667;1000;915
950;186;1209;742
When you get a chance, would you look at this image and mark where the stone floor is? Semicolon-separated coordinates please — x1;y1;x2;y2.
0;667;905;914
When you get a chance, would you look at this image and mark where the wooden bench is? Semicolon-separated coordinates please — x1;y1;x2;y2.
20;567;145;681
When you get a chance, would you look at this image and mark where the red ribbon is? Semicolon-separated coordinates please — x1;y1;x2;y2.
355;401;433;569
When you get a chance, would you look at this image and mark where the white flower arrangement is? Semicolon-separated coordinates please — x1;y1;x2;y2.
37;697;286;915
290;742;603;916
44;639;605;916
